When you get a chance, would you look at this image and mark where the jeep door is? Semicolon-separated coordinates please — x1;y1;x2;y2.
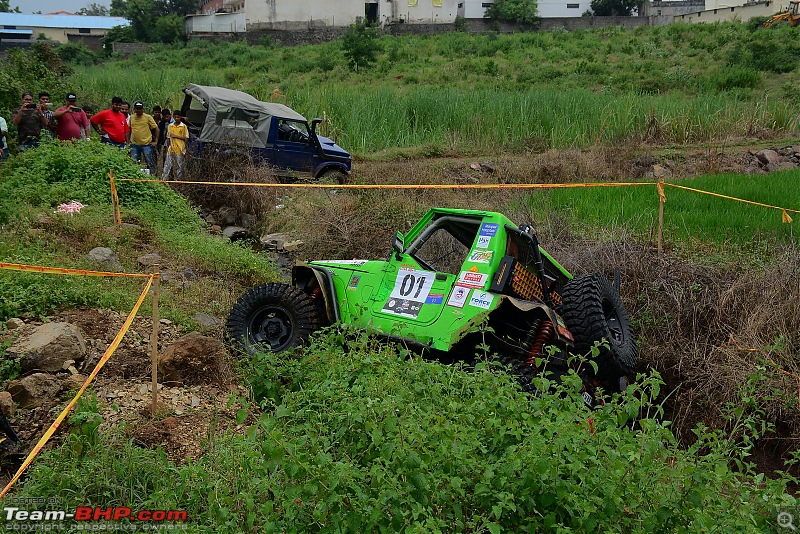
271;118;319;174
371;216;481;328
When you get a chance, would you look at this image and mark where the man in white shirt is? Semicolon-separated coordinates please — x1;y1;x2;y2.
0;115;7;160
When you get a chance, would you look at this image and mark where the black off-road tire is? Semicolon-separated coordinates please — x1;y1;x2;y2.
226;283;320;356
559;273;637;386
319;168;349;185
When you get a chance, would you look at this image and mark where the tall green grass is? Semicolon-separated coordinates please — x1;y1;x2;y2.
68;21;800;156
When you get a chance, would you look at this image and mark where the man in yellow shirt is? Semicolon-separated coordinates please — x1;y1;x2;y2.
129;102;159;175
162;110;190;181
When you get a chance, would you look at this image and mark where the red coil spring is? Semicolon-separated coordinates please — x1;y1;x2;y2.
524;320;554;367
309;286;323;301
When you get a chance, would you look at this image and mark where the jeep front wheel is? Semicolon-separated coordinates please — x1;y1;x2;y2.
226;283;320;355
559;273;637;388
319;168;349;184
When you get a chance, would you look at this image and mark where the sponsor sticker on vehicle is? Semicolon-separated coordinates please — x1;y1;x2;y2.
425;293;444;305
468;290;494;309
382;268;436;318
457;270;488;289
316;259;369;266
382;298;422;318
348;275;361;290
467;250;493;264
476;235;491;249
447;286;469;308
479;223;499;237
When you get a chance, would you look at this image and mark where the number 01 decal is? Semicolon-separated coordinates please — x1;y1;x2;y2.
389;268;436;302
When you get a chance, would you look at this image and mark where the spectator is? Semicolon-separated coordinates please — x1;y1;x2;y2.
11;92;49;150
90;96;130;148
155;108;173;174
0;114;7;160
152;105;162;124
81;105;94;121
162;110;189;181
38;92;56;137
53;93;90;141
129;101;159;175
121;102;130;125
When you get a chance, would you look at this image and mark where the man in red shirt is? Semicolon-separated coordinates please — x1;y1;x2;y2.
90;96;130;148
53;93;90;142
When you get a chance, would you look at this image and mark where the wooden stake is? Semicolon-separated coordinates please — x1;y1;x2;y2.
150;264;160;417
109;170;122;226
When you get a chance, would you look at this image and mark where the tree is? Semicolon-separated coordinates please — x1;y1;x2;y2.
0;0;20;12
109;0;198;41
341;20;383;72
589;0;640;16
485;0;538;24
77;3;110;15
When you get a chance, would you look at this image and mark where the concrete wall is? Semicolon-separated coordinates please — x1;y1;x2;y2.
390;0;460;24
186;12;247;33
462;0;489;18
247;0;364;29
640;0;704;17
675;0;778;22
537;0;592;17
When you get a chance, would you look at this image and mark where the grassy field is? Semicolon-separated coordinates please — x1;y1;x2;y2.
66;21;800;156
542;169;800;252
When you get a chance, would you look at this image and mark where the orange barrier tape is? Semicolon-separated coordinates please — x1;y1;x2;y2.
657;179;667;204
0;275;155;500
115;177;656;190
664;183;798;222
0;262;153;279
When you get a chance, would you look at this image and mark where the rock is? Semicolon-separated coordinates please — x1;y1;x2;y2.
87;247;123;271
121;223;141;230
765;163;779;173
776;162;797;171
240;213;257;229
182;267;198;281
480;161;496;173
6;318;25;330
745;165;765;175
651;164;672;179
61;359;75;370
7;373;61;408
160;319;172;325
210;225;222;235
62;374;88;391
259;233;291;251
283;239;304;252
8;322;87;373
756;149;779;165
158;332;227;386
779;147;794;157
0;391;14;417
469;162;481;171
222;226;248;240
204;214;217;226
193;312;221;329
218;206;238;226
191;395;200;407
137;253;162;267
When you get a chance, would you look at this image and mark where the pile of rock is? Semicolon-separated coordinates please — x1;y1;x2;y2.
746;147;800;174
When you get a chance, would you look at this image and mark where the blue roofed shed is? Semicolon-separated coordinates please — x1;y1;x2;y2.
0;13;130;50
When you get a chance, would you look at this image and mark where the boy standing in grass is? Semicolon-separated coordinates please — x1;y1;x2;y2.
162;110;189;181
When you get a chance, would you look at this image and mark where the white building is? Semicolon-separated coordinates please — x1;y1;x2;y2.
462;0;593;18
187;0;461;34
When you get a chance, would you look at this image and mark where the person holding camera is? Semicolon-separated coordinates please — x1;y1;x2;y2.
54;93;90;142
11;92;49;151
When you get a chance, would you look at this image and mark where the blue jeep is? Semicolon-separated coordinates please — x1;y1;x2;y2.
180;84;352;182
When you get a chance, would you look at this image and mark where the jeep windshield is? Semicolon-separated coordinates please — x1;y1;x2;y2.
405;216;481;275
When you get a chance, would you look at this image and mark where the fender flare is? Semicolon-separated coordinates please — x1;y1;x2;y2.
292;265;340;323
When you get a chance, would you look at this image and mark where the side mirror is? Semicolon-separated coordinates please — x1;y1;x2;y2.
310;118;322;135
392;231;404;260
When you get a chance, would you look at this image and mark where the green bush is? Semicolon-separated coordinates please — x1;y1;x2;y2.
711;66;762;91
15;330;795;531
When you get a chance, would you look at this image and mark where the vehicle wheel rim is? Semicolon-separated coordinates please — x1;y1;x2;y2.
602;299;625;346
248;306;293;352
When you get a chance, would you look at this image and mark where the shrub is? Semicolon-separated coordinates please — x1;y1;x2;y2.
341;20;383;72
711;66;762;90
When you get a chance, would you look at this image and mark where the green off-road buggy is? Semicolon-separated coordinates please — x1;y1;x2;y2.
226;208;637;406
